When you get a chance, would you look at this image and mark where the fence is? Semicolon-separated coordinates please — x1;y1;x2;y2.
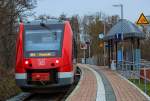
114;59;150;95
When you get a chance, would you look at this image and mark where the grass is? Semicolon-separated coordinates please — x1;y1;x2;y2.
129;79;150;96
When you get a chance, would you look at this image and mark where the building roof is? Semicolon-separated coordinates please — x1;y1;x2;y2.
104;19;145;40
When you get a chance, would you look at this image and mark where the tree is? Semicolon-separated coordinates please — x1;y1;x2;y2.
59;13;67;20
80;13;119;65
69;15;80;60
0;0;36;68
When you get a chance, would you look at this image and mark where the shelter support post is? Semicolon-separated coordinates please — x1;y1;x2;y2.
137;38;140;49
111;40;114;61
115;41;118;68
108;40;111;68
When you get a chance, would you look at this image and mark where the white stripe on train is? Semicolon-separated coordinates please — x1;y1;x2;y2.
15;72;74;79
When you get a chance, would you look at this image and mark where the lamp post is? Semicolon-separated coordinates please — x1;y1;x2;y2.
113;4;123;40
113;4;124;68
113;4;123;20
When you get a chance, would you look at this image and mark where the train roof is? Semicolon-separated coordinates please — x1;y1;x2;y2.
24;19;65;26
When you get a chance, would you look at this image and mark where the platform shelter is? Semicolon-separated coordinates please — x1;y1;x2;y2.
104;19;145;69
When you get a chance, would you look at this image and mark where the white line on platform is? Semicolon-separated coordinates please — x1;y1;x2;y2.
84;65;106;101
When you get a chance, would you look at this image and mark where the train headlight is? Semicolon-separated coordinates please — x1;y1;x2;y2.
56;60;59;64
25;60;29;65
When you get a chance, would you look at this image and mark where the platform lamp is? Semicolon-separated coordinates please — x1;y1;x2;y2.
113;4;124;68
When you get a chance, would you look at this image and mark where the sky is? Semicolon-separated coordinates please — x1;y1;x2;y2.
33;0;150;22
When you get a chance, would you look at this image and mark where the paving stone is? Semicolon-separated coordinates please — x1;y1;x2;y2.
89;65;116;101
67;64;149;101
67;64;97;101
94;66;149;101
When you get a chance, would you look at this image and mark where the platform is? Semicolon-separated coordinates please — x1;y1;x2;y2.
66;64;150;101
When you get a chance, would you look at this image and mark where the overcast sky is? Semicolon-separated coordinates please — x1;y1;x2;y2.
34;0;150;22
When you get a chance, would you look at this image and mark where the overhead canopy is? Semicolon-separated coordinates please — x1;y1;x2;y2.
145;16;150;32
104;19;145;40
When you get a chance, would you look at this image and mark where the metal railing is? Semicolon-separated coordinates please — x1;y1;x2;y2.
113;59;150;95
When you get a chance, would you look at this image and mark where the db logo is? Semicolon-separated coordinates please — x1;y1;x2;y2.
38;59;45;66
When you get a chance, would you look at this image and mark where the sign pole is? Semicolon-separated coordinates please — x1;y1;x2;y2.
104;19;106;66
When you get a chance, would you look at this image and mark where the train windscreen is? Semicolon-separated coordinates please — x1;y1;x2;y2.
24;24;64;57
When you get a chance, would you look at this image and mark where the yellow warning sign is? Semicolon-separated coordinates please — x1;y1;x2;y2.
137;13;149;25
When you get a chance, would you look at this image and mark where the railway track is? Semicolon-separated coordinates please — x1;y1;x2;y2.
23;93;65;101
7;67;81;101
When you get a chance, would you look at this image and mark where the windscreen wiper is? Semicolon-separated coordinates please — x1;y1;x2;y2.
40;23;51;31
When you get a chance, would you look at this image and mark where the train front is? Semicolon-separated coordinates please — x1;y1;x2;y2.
15;20;74;92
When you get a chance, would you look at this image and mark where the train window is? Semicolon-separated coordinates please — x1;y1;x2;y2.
24;29;62;52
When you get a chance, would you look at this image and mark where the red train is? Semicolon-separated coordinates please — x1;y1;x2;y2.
15;19;76;92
